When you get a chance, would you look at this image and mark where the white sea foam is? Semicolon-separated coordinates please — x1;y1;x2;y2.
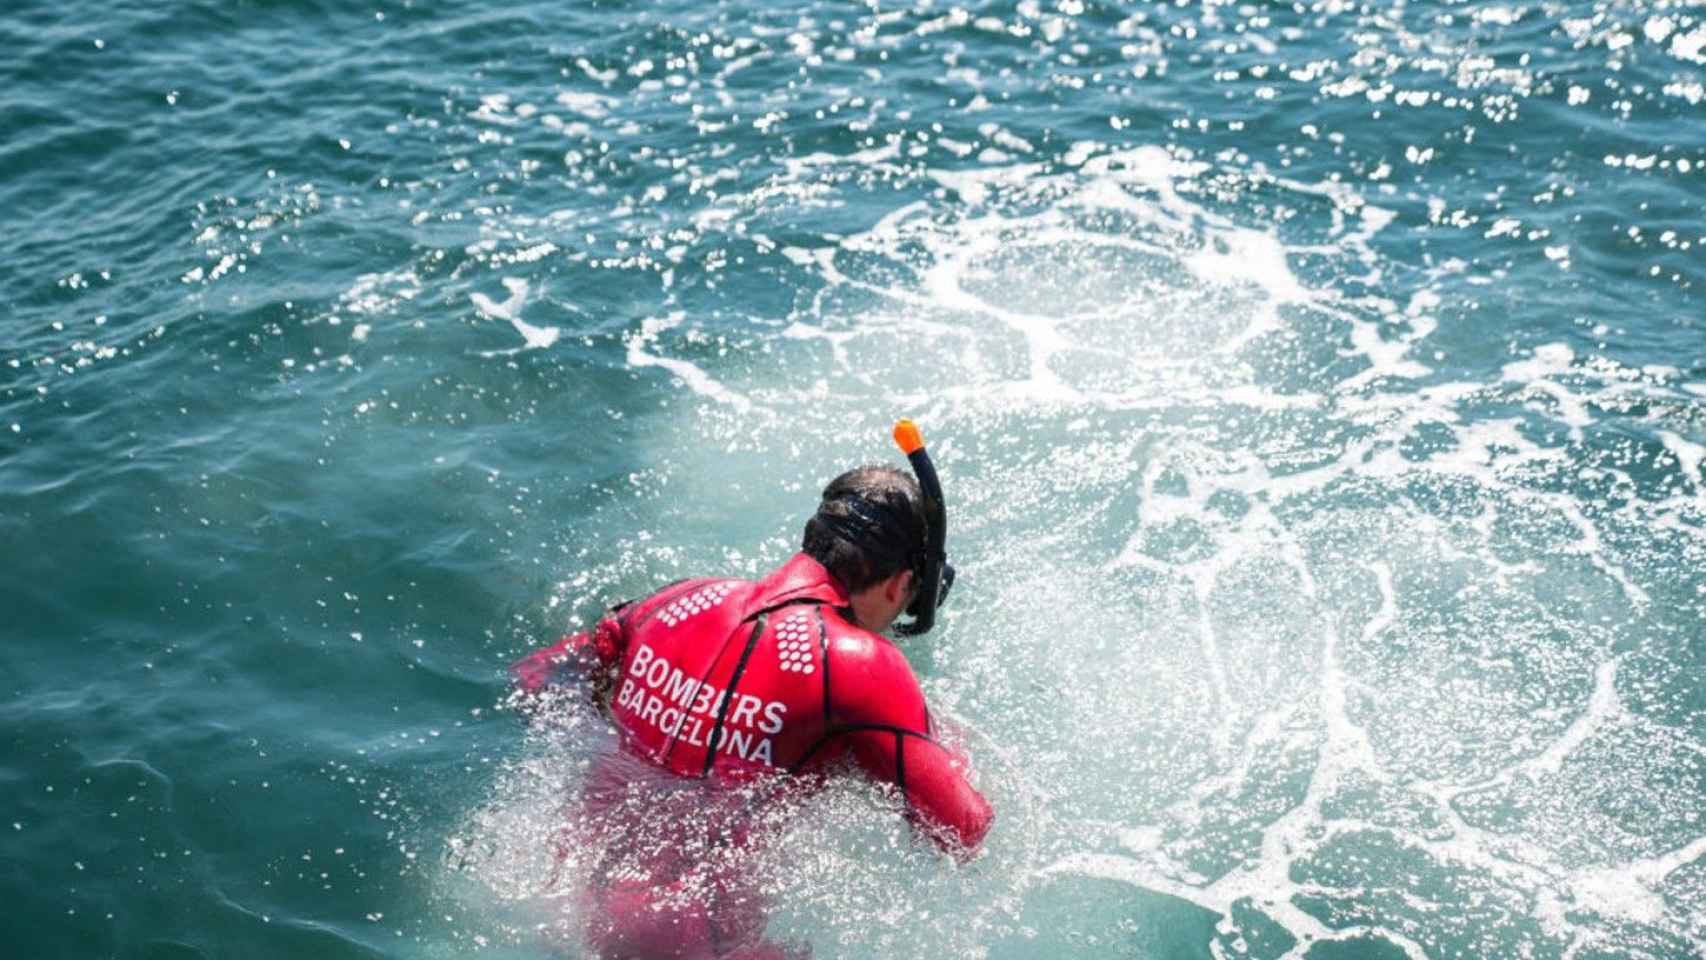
625;312;751;411
471;278;561;352
341;269;420;317
1671;27;1706;63
1658;430;1705;489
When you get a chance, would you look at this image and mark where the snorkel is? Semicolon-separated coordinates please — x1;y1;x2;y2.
892;419;955;636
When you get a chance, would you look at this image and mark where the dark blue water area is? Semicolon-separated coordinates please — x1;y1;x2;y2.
4;0;1705;957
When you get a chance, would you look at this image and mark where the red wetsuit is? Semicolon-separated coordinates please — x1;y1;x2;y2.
512;553;994;958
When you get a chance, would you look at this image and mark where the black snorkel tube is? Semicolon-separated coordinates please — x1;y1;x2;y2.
892;419;955;636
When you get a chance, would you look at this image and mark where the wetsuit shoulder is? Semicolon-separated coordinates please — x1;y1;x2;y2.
824;629;929;731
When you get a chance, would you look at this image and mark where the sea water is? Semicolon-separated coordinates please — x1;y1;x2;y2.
3;1;1703;957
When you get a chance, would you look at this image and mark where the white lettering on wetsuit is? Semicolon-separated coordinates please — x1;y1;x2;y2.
618;643;787;766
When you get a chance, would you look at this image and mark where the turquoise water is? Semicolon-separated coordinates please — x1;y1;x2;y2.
4;0;1704;956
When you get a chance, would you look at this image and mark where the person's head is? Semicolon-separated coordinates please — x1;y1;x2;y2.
802;465;928;632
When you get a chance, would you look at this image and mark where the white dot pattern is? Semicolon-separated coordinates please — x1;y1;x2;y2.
656;582;735;628
773;611;817;675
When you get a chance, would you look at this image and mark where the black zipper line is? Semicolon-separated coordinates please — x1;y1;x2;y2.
700;611;769;779
815;605;832;728
895;730;908;804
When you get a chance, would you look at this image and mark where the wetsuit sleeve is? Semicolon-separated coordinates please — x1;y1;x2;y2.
852;728;994;859
510;611;625;701
834;646;994;860
510;579;710;704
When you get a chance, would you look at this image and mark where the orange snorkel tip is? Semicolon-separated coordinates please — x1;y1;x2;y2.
893;418;926;455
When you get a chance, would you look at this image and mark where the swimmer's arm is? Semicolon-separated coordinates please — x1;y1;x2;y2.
510;610;626;702
854;728;994;860
512;579;721;706
836;650;994;860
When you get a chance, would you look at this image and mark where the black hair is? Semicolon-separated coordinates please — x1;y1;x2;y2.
802;465;928;593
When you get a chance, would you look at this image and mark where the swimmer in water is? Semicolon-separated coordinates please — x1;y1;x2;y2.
512;420;992;959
